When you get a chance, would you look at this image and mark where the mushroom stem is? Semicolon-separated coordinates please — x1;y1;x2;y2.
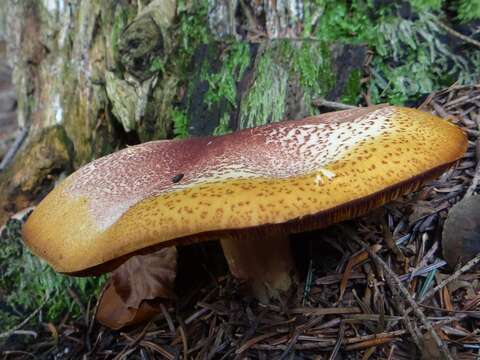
220;228;296;301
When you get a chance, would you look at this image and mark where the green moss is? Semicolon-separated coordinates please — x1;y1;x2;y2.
212;113;232;136
164;1;212;138
0;218;106;332
171;108;189;138
301;1;479;105
240;47;288;128
370;12;479;105
290;41;335;109
175;1;210;72
239;40;336;128
149;58;165;73
307;0;377;44
340;69;362;105
204;42;250;108
410;0;444;11
111;8;132;71
456;0;480;22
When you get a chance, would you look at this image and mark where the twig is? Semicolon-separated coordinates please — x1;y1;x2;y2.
465;138;480;197
364;246;453;359
67;287;86;321
176;315;189;360
348;233;454;360
160;303;176;335
114;320;153;360
312;98;358;110
303;259;314;305
329;321;345;360
432;17;480;49
250;321;455;351
0;127;28;171
138;340;175;360
418;252;480;304
0;296;48;338
1;350;35;358
345;329;407;344
291;307;361;316
184;307;209;325
400;253;479;325
0;206;34;234
0;330;37;338
85;296;92;327
344;337;395;351
420;303;480;316
87;280;109;340
338;228;422;348
236;332;278;354
393;296;423;349
279;332;301;359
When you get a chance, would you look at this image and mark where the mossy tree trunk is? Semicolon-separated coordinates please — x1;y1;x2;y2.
0;0;365;226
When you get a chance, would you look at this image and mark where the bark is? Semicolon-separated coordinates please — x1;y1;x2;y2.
0;6;18;170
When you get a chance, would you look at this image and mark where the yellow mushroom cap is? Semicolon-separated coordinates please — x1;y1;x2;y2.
22;105;467;274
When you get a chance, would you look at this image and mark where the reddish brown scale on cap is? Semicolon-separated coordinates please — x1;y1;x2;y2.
22;105;467;274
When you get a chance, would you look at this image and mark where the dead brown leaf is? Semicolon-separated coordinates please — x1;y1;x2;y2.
96;247;177;329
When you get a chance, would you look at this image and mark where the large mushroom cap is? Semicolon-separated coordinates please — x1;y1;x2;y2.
22;105;467;274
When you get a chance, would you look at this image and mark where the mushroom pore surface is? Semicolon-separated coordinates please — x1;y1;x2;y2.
22;106;467;274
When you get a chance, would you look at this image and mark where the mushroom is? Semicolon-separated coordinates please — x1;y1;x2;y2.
22;105;467;301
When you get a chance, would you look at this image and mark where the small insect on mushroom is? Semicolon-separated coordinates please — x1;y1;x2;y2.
22;105;467;304
171;173;184;183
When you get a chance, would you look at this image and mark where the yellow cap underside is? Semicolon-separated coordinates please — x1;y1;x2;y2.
24;108;467;273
